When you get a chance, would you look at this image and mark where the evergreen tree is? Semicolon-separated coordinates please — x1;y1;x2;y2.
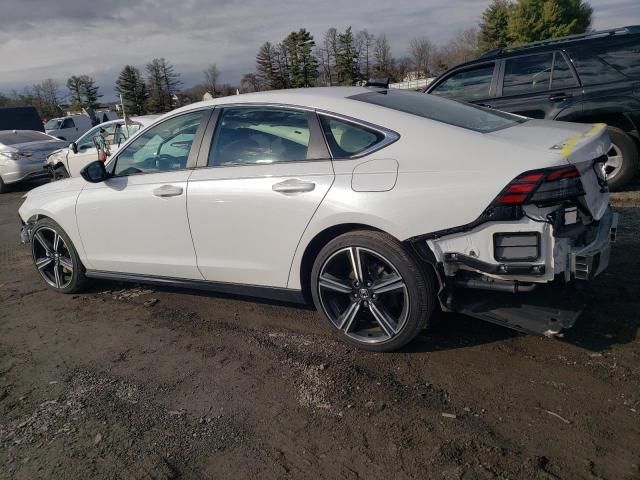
479;0;513;51
115;65;148;115
256;42;281;90
66;75;101;110
66;76;84;110
508;0;592;44
336;27;360;85
79;75;101;109
284;29;318;87
145;58;181;113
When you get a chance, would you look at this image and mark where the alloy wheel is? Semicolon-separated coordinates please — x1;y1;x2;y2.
31;226;74;289
604;143;623;181
317;246;409;344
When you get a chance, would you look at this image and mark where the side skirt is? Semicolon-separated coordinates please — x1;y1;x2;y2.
85;270;307;305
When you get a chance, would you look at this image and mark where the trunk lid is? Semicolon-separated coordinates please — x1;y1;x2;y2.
490;120;610;220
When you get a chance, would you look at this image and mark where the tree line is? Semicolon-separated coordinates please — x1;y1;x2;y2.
0;0;593;119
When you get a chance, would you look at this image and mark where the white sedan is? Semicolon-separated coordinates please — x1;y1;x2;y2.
19;87;618;351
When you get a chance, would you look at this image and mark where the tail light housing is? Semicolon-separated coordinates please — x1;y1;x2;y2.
493;165;584;207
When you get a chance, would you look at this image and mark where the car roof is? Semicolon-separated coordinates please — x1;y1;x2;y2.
168;87;373;116
441;25;640;72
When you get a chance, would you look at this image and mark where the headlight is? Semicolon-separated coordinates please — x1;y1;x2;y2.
0;151;21;160
0;151;32;160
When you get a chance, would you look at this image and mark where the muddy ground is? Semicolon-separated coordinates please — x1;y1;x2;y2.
1;181;639;480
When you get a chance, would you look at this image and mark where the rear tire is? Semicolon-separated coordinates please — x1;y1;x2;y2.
30;218;87;294
311;230;435;352
605;126;638;191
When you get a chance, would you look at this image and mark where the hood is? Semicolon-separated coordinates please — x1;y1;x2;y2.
24;176;86;198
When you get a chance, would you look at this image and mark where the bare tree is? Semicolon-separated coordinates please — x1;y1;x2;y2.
409;37;435;78
436;27;479;72
356;29;375;80
204;64;220;95
373;34;394;79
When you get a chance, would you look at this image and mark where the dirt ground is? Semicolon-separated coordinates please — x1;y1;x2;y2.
1;181;639;480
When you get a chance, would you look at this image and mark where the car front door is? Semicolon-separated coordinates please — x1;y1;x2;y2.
187;106;334;287
76;109;211;279
427;62;498;107
490;51;583;119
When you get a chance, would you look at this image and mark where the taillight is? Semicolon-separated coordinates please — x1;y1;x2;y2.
494;165;584;206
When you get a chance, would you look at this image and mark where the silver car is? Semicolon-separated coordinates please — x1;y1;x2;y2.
0;130;67;193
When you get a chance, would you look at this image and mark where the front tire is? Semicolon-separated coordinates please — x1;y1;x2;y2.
605;126;638;191
311;230;435;352
52;165;70;181
31;218;87;293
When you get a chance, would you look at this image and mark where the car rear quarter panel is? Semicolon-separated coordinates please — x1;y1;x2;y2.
287;115;569;290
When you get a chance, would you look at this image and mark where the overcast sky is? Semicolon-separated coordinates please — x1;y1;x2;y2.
1;0;638;100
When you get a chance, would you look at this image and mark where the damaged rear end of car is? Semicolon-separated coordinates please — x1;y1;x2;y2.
412;121;618;336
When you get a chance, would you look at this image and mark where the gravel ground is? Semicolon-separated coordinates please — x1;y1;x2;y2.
0;180;639;479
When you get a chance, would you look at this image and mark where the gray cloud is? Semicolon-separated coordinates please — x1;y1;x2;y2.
0;0;638;100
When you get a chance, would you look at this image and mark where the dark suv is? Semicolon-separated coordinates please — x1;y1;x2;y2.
425;26;640;190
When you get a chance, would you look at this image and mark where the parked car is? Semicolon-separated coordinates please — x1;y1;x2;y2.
0;107;44;132
0;131;67;193
425;26;640;190
45;115;159;179
44;114;93;142
19;88;617;351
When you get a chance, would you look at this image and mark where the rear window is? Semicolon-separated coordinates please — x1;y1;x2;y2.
351;89;525;133
0;131;52;145
319;116;385;158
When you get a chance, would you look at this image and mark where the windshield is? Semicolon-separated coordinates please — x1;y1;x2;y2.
0;131;53;146
44;119;63;130
350;89;525;133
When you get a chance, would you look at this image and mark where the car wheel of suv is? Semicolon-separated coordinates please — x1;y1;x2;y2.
0;177;7;194
52;165;70;181
605;126;638;191
311;230;435;352
31;218;87;293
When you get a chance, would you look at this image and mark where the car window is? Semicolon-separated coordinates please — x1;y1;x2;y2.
209;107;311;166
76;126;101;150
113;110;205;176
430;64;495;101
352;89;524;133
503;53;553;95
319;116;385;158
568;39;640;84
551;52;578;89
62;118;76;129
44;119;62;130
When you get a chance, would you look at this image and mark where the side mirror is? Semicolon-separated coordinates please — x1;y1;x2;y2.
70;142;78;154
80;160;111;183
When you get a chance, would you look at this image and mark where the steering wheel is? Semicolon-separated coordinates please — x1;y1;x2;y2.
156;154;182;170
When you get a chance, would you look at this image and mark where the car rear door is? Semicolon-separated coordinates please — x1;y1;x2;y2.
490;51;583;119
187;106;334;288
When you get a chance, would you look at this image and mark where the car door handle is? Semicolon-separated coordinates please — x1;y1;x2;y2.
153;185;183;197
549;93;572;102
477;103;493;109
272;179;316;194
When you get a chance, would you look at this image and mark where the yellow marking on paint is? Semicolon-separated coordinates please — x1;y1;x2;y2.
585;123;606;137
559;123;606;158
560;134;581;158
